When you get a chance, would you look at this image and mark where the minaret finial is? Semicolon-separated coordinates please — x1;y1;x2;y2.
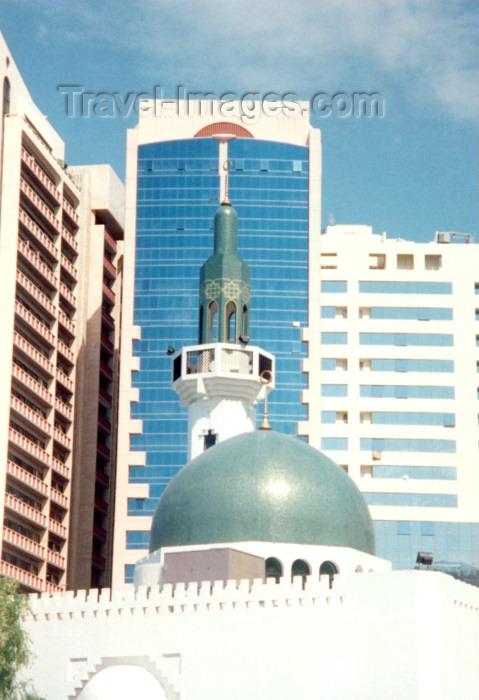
222;159;232;206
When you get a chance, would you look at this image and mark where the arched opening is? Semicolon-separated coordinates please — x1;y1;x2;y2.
291;559;310;580
226;300;237;342
320;560;338;589
208;300;218;342
265;557;283;582
355;565;363;573
242;304;249;336
198;305;204;343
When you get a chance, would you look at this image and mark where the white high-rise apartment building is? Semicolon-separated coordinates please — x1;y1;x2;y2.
300;224;478;577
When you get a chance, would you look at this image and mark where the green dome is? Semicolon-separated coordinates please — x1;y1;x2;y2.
150;431;375;555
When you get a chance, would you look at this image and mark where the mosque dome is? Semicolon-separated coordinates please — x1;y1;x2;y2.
150;430;375;555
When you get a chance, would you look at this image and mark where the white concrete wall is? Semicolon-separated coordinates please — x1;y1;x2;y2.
24;569;479;700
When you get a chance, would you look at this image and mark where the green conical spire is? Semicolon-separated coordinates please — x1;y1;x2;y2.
199;201;250;344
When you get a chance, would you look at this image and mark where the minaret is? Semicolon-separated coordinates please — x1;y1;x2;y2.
172;183;274;461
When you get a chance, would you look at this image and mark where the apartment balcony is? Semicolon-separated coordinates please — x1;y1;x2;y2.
4;492;48;528
50;486;68;509
94;496;109;514
15;300;55;347
60;254;78;282
91;553;106;569
10;394;52;438
6;460;49;497
57;339;74;365
102;282;115;304
48;517;67;539
62;197;79;226
17;240;57;290
13;331;55;376
93;524;107;541
97;413;112;433
8;426;51;469
12;363;53;406
96;442;111;460
3;526;46;561
46;548;65;569
21;148;61;204
18;208;58;261
101;308;115;331
104;228;117;254
51;456;70;480
61;225;79;254
100;334;114;354
99;360;113;380
53;427;71;451
0;560;62;593
16;270;56;319
20;178;61;234
54;396;72;421
57;309;75;337
59;281;76;309
98;388;112;407
103;256;117;279
56;367;73;393
95;469;109;488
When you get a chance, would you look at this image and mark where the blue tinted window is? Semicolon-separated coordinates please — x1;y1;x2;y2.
360;385;454;399
359;281;452;294
398;522;410;535
321;437;348;450
321;332;347;344
369;307;452;320
126;531;150;549
124;565;135;583
321;384;348;397
321;281;347;293
321;306;336;318
321;411;337;424
371;412;455;426
360;333;453;347
370;359;454;373
372;465;456;480
364;493;457;507
321;358;336;370
360;438;456;453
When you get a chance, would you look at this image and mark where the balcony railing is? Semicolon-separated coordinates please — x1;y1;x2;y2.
20;178;61;233
60;254;78;282
97;413;112;432
104;228;117;253
15;300;55;347
50;487;68;509
56;368;73;392
48;518;66;539
62;197;79;225
46;548;65;569
54;396;72;421
59;281;76;308
6;460;49;497
61;225;79;253
91;553;106;569
8;426;50;468
21;148;61;203
51;456;70;480
17;239;57;288
16;270;56;318
103;256;117;278
0;560;63;593
53;427;71;451
102;282;115;304
3;526;46;560
99;360;113;380
97;442;111;460
57;309;75;336
10;394;52;437
18;208;58;260
13;331;54;376
100;335;114;353
4;492;47;528
98;388;112;406
57;339;74;365
101;308;115;330
11;363;53;406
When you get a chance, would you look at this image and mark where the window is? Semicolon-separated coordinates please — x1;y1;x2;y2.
321;332;347;344
291;559;310;579
425;254;442;270
398;522;411;535
360;465;373;478
265;557;283;580
421;522;435;535
360;438;456;453
370;358;454;373
360;333;453;347
363;493;457;507
124;565;135;583
320;561;338;577
126;531;150;550
321;358;336;370
359;307;371;319
359;281;451;295
321;437;348;450
369;253;386;269
127;498;146;515
321;280;346;292
321;384;348;397
292;160;302;173
397;254;414;270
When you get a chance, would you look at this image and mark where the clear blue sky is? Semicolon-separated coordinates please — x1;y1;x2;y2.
1;0;476;242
